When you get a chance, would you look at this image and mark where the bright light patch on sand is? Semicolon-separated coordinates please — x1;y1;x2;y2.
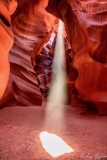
40;131;74;158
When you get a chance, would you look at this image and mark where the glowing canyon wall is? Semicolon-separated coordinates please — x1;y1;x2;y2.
47;0;107;115
0;0;56;106
0;0;16;99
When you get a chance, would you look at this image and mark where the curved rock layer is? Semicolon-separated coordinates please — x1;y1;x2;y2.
0;0;14;99
0;0;56;107
69;0;107;115
47;0;107;114
1;0;107;115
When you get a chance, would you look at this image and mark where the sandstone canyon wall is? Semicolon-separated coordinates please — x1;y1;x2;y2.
1;0;107;115
0;0;17;99
0;0;56;107
46;0;107;115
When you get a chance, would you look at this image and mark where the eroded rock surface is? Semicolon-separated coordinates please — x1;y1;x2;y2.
0;0;17;99
46;0;107;115
0;0;56;106
1;0;107;115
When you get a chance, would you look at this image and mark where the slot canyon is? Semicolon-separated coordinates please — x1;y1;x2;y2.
0;0;107;159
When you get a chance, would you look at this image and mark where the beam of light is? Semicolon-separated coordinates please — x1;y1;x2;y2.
42;20;68;130
39;21;74;158
47;20;68;105
40;131;74;158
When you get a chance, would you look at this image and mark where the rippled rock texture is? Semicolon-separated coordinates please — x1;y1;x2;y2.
1;0;107;115
0;0;56;107
46;0;107;115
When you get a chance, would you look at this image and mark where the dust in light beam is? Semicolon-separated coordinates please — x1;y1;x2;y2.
47;19;68;105
44;20;68;128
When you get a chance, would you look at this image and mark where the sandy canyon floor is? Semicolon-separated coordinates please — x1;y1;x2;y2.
0;103;107;160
